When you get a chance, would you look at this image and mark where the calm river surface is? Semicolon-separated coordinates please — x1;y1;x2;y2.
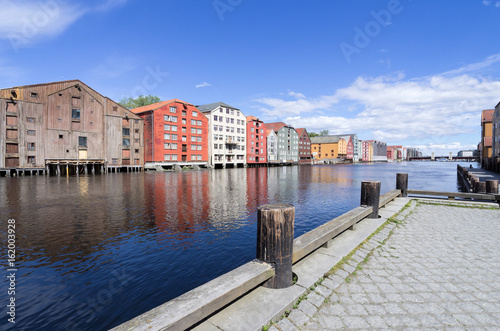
0;161;476;330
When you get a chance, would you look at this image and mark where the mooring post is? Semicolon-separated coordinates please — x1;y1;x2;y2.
256;203;294;289
470;176;478;193
486;180;499;194
396;173;408;197
475;181;486;194
361;181;381;219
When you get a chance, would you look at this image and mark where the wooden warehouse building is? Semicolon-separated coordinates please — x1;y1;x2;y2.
0;80;144;176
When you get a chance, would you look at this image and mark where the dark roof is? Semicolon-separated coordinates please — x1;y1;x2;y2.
196;101;239;113
310;136;341;144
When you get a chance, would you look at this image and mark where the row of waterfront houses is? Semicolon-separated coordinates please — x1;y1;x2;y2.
0;80;408;176
480;103;500;173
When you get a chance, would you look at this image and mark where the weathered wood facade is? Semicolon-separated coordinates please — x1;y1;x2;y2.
0;80;144;175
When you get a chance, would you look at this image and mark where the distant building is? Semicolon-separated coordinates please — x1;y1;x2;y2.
266;129;278;162
310;136;347;161
387;145;403;161
265;122;299;163
296;128;312;164
480;109;494;170
492;102;500;173
246;116;267;165
130;99;208;169
197;102;247;168
360;140;371;162
338;134;360;162
458;150;475;157
0;80;144;175
406;147;421;160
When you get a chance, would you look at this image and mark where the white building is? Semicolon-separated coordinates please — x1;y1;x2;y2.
197;102;246;168
266;129;278;162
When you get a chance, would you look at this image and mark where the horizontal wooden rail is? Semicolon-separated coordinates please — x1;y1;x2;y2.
111;261;274;331
293;189;402;263
407;189;500;202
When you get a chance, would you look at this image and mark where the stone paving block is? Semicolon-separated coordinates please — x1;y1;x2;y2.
314;284;332;298
287;309;310;327
274;317;298;331
341;315;370;329
306;291;324;308
298;299;317;317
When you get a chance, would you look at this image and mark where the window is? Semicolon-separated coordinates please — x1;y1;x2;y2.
27;155;36;164
164;143;171;149
30;92;39;98
164;115;170;121
197;155;202;160
112;158;118;164
197;129;202;134
191;136;197;142
191;145;196;151
135;149;139;153
59;134;63;139
170;106;176;113
182;110;187;116
214;125;218;131
191;155;197;160
226;108;230;114
123;138;130;147
171;143;178;149
164;133;170;140
197;120;202;126
164;124;170;131
182;136;187;142
134;129;139;133
27;117;35;123
164;154;171;161
172;155;178;161
171;116;178;123
122;128;130;136
191;119;196;125
197;145;202;151
214;144;218;149
134;138;139;143
231;119;234;124
27;143;35;151
197;137;202;142
171;134;178;140
79;136;87;147
182;127;186;133
171;125;177;132
113;106;118;112
193;111;198;117
214;115;218;121
190;128;196;134
27;130;35;136
72;109;80;120
182;118;186;124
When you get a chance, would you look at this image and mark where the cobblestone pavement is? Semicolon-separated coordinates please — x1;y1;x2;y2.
270;201;500;330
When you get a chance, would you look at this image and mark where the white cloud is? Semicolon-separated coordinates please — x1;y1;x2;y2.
482;0;491;5
0;1;86;48
196;82;211;88
288;90;306;99
254;54;500;147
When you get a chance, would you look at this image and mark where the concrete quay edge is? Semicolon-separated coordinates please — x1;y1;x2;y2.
193;197;412;331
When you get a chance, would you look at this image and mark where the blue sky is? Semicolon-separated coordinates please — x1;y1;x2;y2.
1;0;500;155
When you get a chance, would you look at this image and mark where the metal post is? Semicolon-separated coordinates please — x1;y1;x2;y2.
361;181;381;219
256;203;294;289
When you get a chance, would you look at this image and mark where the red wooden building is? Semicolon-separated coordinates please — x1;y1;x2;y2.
131;99;209;168
246;116;267;165
296;128;312;164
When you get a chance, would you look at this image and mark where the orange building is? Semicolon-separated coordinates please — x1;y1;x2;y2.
131;99;209;168
310;136;346;160
481;109;494;169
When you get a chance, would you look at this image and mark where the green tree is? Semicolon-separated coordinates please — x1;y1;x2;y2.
309;132;319;138
119;95;160;110
319;129;329;136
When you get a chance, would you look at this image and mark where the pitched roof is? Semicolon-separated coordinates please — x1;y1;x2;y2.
482;109;494;122
310;136;341;144
265;122;286;132
296;128;307;136
196;101;239;113
129;99;193;114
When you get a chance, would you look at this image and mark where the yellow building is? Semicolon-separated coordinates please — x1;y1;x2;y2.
310;136;346;160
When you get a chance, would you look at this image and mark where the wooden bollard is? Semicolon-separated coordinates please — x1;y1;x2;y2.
361;181;381;219
475;181;486;194
396;173;408;197
257;203;294;289
486;180;499;194
470;176;477;192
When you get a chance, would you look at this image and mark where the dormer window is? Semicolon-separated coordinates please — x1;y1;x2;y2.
30;92;39;98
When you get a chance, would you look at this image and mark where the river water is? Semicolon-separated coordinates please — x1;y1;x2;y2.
0;161;475;330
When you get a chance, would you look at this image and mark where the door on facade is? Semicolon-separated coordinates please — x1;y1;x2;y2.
182;155;187;162
78;150;87;159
